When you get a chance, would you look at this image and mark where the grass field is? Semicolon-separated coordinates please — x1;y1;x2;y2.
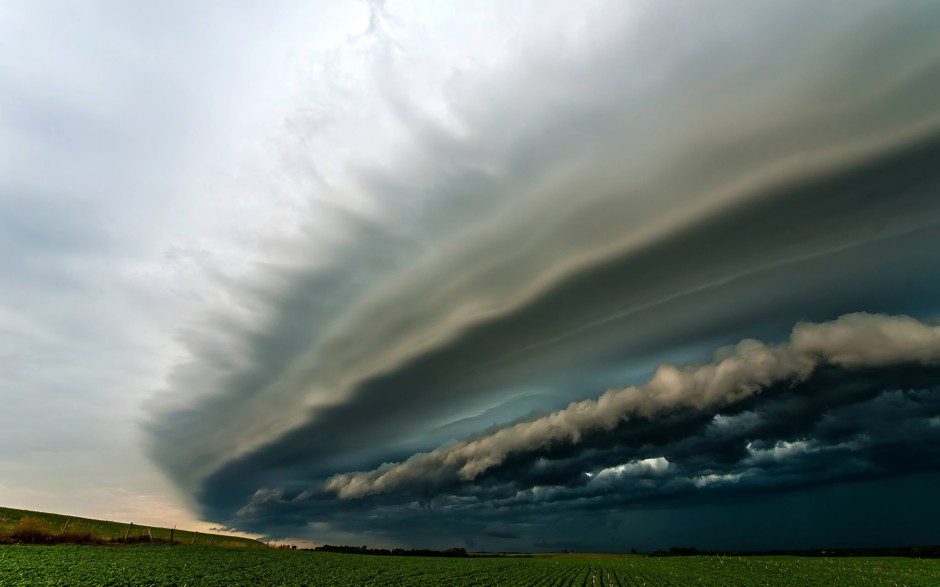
0;544;937;586
0;506;262;548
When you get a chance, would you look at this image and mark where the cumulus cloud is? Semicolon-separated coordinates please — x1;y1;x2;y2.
232;353;940;550
324;313;940;498
590;457;673;482
791;313;940;366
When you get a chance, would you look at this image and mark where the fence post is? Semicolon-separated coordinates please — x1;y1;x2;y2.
170;525;175;544
148;527;153;542
123;522;133;542
191;532;197;545
61;517;71;534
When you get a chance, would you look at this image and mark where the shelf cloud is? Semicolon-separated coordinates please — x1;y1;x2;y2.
136;0;940;550
8;0;940;551
323;313;940;499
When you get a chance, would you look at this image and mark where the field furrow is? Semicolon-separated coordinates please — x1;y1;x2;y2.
1;546;939;586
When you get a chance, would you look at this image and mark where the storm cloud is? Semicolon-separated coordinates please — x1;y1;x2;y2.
323;313;940;498
228;322;940;551
137;0;940;550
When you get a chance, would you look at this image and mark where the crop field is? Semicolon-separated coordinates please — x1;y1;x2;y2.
0;507;261;548
1;545;938;586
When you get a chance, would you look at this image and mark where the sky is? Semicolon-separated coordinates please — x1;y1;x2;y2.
2;0;940;552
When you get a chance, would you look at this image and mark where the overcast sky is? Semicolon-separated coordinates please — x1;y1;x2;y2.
3;0;940;551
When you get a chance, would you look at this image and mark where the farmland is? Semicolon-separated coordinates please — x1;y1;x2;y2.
1;544;938;586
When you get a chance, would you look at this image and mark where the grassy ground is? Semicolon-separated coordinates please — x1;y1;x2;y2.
0;506;262;547
0;544;938;586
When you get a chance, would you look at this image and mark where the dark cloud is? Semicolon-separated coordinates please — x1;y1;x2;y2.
139;0;940;549
322;314;940;499
158;101;940;519
212;316;940;552
230;361;940;551
484;522;520;541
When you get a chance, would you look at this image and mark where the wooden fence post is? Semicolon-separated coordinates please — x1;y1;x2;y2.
170;525;175;544
191;532;197;545
148;527;153;542
123;522;133;542
61;517;71;534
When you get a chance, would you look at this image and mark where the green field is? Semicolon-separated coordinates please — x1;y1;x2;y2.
0;544;937;586
0;506;262;548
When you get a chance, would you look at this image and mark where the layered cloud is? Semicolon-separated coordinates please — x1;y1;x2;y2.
231;314;940;551
139;0;940;549
323;313;940;499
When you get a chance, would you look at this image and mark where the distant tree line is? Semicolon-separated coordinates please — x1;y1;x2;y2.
648;545;940;559
311;544;470;557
